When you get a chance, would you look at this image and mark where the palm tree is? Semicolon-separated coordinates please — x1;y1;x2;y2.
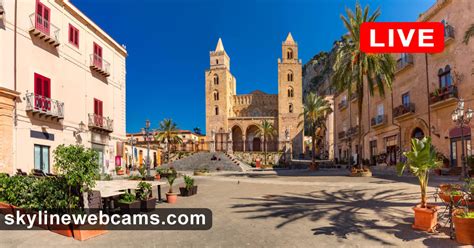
463;23;474;44
255;120;277;166
332;3;395;168
155;119;183;163
193;127;202;135
298;93;333;167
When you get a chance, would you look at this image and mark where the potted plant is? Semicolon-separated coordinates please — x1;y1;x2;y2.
117;192;140;214
0;173;12;215
165;168;178;204
115;166;124;175
397;137;440;232
179;175;197;197
155;168;164;180
452;179;473;245
137;181;156;212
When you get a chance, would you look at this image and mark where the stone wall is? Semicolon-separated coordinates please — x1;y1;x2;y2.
233;151;285;166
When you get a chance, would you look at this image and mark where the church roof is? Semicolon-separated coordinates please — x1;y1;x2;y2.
215;38;225;52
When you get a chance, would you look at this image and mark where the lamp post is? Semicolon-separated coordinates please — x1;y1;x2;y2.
128;134;137;173
141;120;155;177
451;99;473;179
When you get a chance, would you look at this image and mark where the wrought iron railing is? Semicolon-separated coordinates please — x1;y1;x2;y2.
338;100;348;110
25;93;64;119
90;54;111;75
29;13;60;43
88;113;113;132
444;24;455;40
338;131;346;140
371;114;387;127
396;54;414;72
393;103;415;118
430;85;458;105
346;125;359;137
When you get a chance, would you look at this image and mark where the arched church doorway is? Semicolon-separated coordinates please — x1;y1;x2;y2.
411;127;425;140
246;125;261;152
232;126;244;151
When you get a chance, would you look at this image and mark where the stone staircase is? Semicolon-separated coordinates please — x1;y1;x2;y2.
225;153;253;172
161;152;247;172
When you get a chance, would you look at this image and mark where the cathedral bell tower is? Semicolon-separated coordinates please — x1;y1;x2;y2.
277;33;304;156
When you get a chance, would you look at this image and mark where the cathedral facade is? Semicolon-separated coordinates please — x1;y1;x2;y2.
205;33;304;157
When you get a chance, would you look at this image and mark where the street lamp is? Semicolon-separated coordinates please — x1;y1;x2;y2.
141;120;155;177
128;134;137;173
451;99;473;179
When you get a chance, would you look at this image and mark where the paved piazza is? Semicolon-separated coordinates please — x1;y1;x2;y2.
0;170;462;247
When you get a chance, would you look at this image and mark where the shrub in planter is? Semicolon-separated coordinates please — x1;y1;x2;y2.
397;137;441;232
452;179;474;245
115;167;124;175
0;173;12;215
137;181;156;212
118;192;140;214
155;168;165;180
165;168;178;204
179;175;197;197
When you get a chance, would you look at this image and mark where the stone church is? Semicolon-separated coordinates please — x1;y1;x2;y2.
205;33;304;157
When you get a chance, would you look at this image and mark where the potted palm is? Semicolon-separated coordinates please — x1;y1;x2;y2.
179;175;197;197
155;168;164;180
452;179;474;245
137;181;156;212
397;137;441;232
165;168;178;204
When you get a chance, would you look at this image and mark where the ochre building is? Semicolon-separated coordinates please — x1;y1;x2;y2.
205;34;304;157
334;0;474;168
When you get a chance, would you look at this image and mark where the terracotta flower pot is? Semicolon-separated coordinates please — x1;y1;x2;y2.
0;202;12;215
116;170;124;175
412;204;439;232
166;193;178;204
438;192;464;205
49;223;74;237
72;224;108;241
155;174;161;180
439;184;451;192
453;209;474;245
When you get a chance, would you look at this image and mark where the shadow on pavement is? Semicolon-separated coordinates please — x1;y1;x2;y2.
230;188;457;246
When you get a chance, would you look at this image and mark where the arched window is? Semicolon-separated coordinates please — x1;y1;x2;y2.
287;71;293;82
438;65;452;88
289;103;293;113
288;87;294;97
287;48;293;59
213;74;219;85
216;59;219;64
215;106;219;115
213;91;219;101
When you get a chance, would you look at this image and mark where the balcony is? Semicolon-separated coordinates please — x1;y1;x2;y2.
350;93;358;102
338;100;348;110
395;54;414;73
88;113;113;133
393;103;415;120
430;85;458;110
346;125;359;137
25;93;64;120
444;24;455;44
90;54;111;77
371;114;387;129
338;131;346;140
28;13;60;47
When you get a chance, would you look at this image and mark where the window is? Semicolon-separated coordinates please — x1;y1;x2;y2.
402;92;410;107
438;65;452;88
288;87;294;97
213;74;219;85
287;71;293;82
34;145;50;173
94;98;103;126
370;140;377;158
68;24;79;47
377;104;384;116
289;103;293;113
34;73;51;111
35;0;50;35
215;106;219;115
287;48;293;59
93;42;103;69
213;91;219;101
216;59;219;64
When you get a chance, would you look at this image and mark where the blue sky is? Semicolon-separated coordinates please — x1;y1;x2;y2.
74;0;435;133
